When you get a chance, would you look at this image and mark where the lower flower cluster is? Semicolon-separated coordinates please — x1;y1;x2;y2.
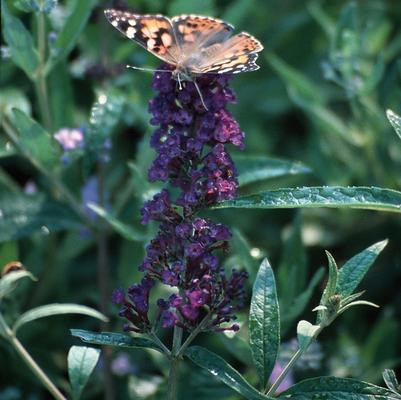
113;66;248;333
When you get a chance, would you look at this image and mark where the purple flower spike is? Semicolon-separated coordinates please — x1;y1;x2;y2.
114;64;248;334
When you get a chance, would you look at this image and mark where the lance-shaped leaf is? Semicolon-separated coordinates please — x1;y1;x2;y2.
12;109;60;170
185;346;272;400
0;193;81;242
249;259;280;389
0;270;36;301
336;240;388;298
277;376;400;399
233;154;311;187
13;304;108;334
87;204;146;242
46;0;97;72
68;346;100;400
70;329;163;353
212;187;401;213
1;1;40;78
382;369;401;395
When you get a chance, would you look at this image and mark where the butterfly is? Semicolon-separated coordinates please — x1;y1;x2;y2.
104;10;263;81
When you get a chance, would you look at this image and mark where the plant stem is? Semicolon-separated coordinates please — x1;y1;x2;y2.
266;348;302;396
0;314;66;400
168;324;183;400
96;162;115;400
266;324;324;396
176;313;210;357
148;332;171;356
36;8;53;131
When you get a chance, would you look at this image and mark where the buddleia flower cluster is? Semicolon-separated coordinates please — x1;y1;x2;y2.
113;66;248;334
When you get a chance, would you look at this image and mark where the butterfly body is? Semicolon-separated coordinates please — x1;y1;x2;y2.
104;10;263;78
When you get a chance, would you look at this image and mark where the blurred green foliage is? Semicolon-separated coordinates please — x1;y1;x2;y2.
1;0;400;398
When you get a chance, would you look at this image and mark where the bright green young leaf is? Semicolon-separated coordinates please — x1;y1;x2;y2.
46;0;97;72
13;304;108;334
70;329;163;353
87;204;146;242
185;346;272;400
297;320;319;351
233;155;311;187
1;1;40;78
12;109;60;170
278;376;400;399
68;346;100;400
212;186;401;213
0;193;82;242
386;109;401;140
336;240;388;298
316;251;338;323
382;369;400;395
0;270;36;301
249;259;280;389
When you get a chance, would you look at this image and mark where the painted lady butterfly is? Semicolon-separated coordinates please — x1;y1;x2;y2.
104;10;263;79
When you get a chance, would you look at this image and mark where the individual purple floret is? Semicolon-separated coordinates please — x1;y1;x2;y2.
115;65;248;334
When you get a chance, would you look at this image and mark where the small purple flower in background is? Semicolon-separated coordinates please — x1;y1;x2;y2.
23;181;37;195
54;128;84;151
111;352;136;376
81;176;99;221
114;65;248;334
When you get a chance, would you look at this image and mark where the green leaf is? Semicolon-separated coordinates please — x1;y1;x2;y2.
14;0;39;12
45;0;97;72
87;204;146;242
265;52;326;105
0;88;31;120
278;376;400;399
168;0;215;16
382;369;401;395
336;240;388;298
70;329;163;353
12;109;60;170
68;346;100;400
297;320;319;351
13;304;108;333
316;251;338;323
212;186;401;213
185;346;272;400
249;259;280;389
0;193;82;242
233;155;311;187
0;270;36;301
1;1;40;78
386;109;401;140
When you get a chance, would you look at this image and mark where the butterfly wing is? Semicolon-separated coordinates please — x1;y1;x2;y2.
104;10;179;65
171;15;234;51
195;32;264;74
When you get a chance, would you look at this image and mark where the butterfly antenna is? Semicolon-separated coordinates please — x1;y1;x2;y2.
193;79;209;111
126;65;172;74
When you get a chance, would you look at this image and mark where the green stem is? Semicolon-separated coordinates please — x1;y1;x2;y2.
36;9;52;131
266;324;324;396
148;332;171;356
176;314;210;357
0;314;66;400
168;324;183;400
